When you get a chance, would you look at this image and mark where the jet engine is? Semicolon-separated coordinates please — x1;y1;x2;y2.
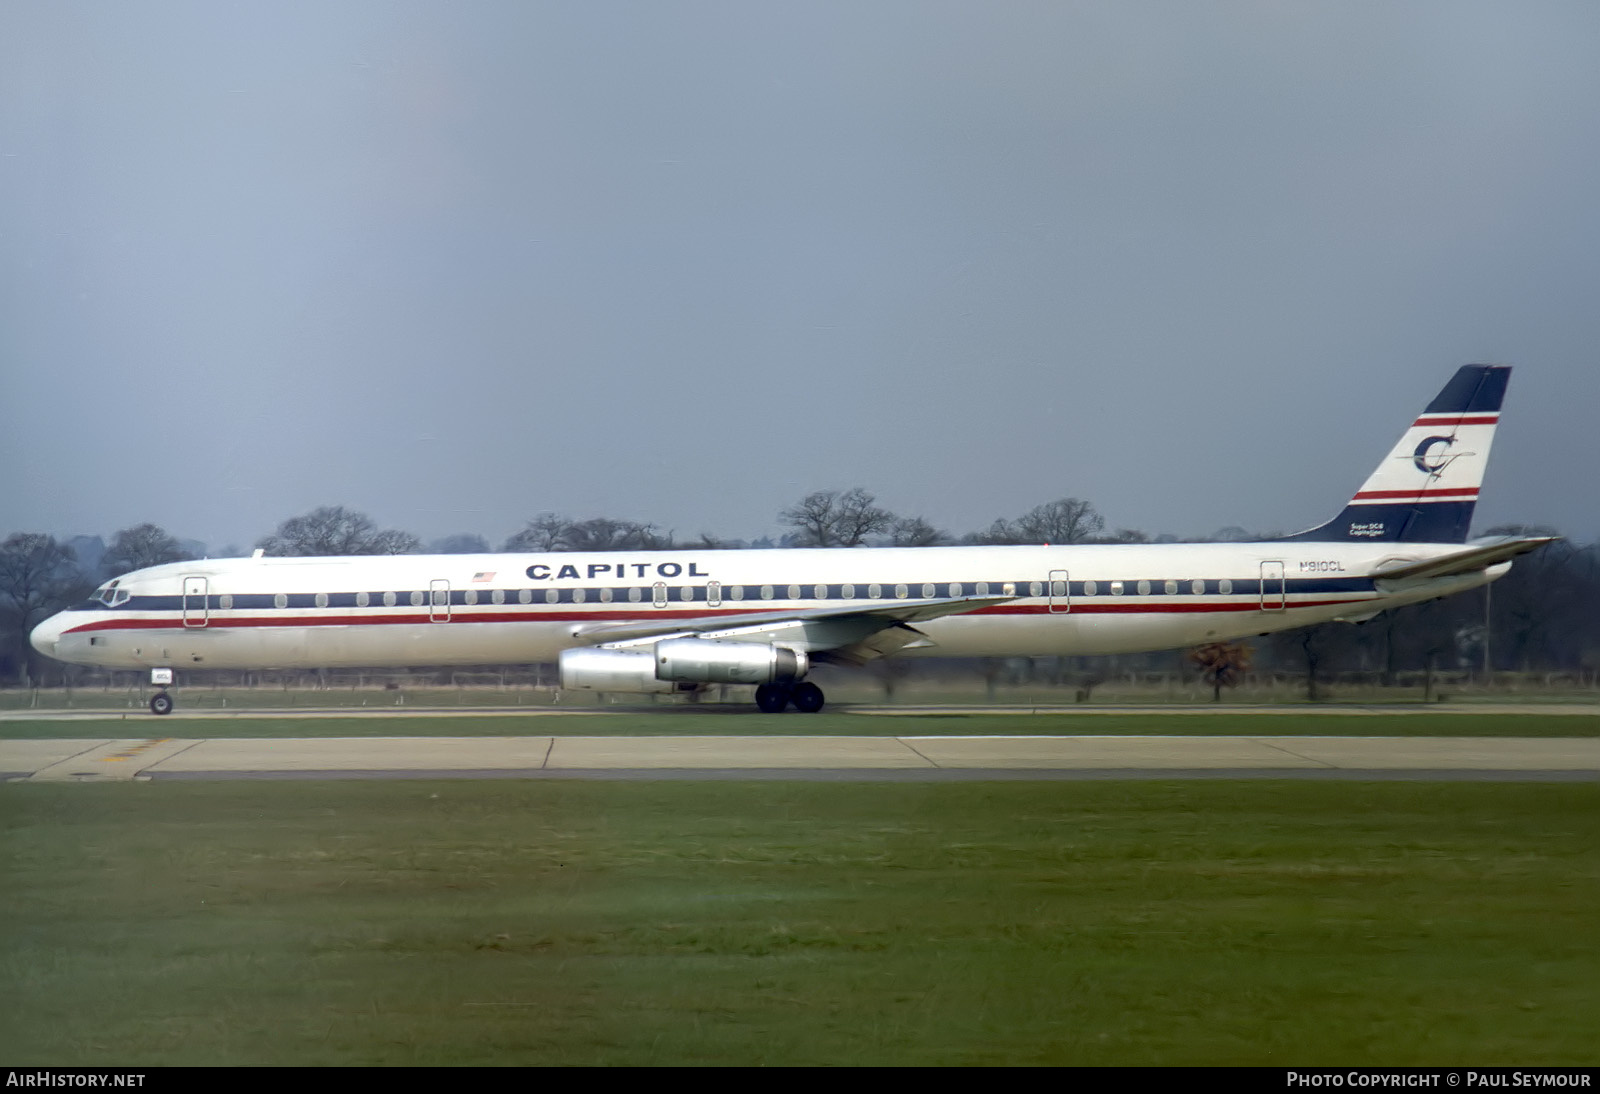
559;638;807;694
654;637;807;684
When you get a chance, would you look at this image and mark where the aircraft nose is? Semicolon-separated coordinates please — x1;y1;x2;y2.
30;614;64;659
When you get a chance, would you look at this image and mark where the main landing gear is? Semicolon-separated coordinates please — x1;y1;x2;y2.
754;681;825;714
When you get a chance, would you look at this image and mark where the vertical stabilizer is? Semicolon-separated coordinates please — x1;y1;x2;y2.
1284;364;1509;543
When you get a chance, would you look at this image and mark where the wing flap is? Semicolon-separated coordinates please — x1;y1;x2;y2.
572;595;1013;650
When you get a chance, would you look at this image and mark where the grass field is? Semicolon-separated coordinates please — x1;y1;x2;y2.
3;779;1596;1065
4;710;1600;739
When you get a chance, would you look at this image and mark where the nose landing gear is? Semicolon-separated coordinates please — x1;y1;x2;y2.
149;668;175;716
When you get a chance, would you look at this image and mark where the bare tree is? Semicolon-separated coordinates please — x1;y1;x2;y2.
428;534;491;554
0;534;88;684
781;488;896;547
504;514;671;552
967;497;1105;545
504;514;570;552
257;507;420;556
889;516;951;547
1014;498;1104;544
561;518;673;552
102;523;192;576
964;518;1024;546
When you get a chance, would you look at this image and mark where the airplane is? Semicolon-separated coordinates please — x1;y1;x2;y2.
30;364;1552;716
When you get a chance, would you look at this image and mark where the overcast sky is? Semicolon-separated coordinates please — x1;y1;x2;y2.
4;2;1597;552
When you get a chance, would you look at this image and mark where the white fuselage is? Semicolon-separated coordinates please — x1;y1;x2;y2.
31;541;1502;673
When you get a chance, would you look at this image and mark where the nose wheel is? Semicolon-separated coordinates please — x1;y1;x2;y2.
753;681;825;713
148;668;175;715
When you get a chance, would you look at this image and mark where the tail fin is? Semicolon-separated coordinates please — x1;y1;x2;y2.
1283;364;1509;544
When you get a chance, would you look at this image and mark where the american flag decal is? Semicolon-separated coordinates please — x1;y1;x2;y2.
472;572;496;583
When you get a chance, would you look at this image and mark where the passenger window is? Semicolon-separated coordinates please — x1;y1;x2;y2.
545;589;559;604
315;592;328;608
357;592;369;607
922;582;935;598
841;583;855;599
975;581;989;597
627;587;641;603
1191;580;1204;595
219;594;234;610
275;593;288;608
464;590;478;605
1084;580;1097;596
383;591;397;607
410;591;424;607
1137;580;1151;595
1110;581;1124;595
599;588;613;603
761;585;774;600
895;583;909;598
492;589;505;605
787;584;801;600
1219;579;1233;595
1003;583;1015;596
1164;580;1177;595
518;589;532;604
729;585;744;601
948;582;962;597
573;588;586;604
1029;581;1042;597
680;587;695;601
868;584;882;599
813;584;826;599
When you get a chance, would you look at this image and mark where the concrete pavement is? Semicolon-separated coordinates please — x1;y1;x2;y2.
5;734;1597;782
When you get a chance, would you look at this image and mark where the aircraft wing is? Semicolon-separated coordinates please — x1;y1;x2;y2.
1371;536;1558;584
570;595;1016;664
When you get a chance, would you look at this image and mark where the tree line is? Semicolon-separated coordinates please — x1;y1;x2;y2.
5;497;1598;690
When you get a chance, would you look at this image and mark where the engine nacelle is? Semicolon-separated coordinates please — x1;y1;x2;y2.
558;648;677;693
560;640;807;694
653;638;807;685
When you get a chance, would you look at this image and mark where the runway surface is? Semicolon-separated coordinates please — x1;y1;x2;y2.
5;734;1598;782
3;701;1598;721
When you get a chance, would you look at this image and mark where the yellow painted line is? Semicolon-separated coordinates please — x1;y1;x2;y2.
101;738;171;763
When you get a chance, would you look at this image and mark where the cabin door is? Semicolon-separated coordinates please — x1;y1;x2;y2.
182;576;209;628
429;579;451;622
1260;561;1286;611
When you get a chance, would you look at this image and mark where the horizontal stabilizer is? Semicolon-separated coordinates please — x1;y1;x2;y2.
1371;536;1557;583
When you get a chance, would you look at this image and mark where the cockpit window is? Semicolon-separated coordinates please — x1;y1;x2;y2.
94;583;128;606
